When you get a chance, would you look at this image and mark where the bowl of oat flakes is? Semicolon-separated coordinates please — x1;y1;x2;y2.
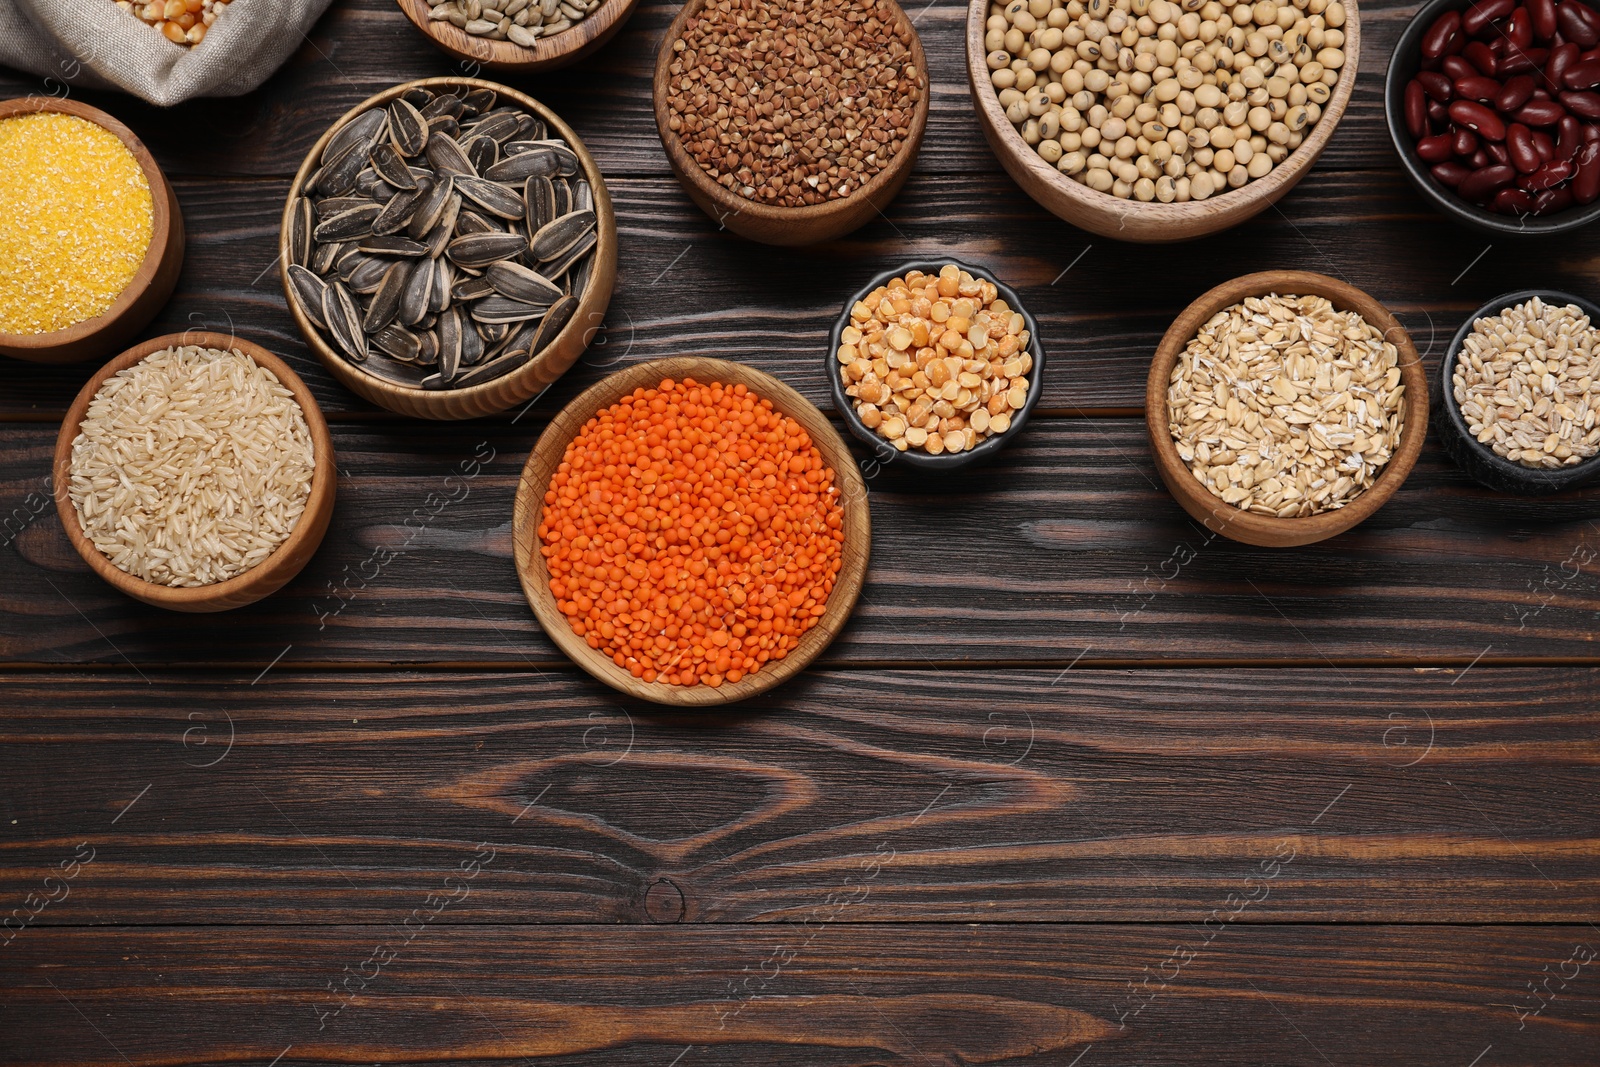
1146;270;1429;547
1437;290;1600;496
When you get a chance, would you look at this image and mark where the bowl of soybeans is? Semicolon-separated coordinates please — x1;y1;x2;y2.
966;0;1360;242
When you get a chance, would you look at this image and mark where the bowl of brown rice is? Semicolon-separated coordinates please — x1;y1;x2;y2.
52;331;336;612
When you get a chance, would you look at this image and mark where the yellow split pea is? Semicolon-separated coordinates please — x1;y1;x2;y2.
0;112;153;335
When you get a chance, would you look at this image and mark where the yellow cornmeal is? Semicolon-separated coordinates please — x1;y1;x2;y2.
0;112;154;335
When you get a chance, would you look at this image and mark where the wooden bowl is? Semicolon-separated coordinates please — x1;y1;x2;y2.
1145;271;1428;547
651;0;930;246
280;77;617;421
513;357;871;705
395;0;642;74
53;331;336;612
0;97;184;364
827;259;1046;472
965;0;1360;243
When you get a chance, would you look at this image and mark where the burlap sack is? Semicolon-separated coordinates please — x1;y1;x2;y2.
0;0;335;106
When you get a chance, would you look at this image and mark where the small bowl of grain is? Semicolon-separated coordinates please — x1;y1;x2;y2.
829;260;1045;472
1436;290;1600;495
1146;270;1429;547
53;332;336;612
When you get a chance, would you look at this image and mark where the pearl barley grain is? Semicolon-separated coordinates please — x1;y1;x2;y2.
986;0;1344;201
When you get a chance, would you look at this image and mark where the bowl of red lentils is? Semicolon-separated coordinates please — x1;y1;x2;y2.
652;0;931;246
513;356;871;706
0;97;184;364
830;261;1046;470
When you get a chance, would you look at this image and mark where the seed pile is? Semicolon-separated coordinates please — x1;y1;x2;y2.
429;0;603;46
539;377;845;688
839;264;1034;455
117;0;232;45
663;0;925;207
288;85;598;392
1453;297;1600;468
0;112;152;336
984;0;1346;202
1167;294;1406;517
69;346;316;588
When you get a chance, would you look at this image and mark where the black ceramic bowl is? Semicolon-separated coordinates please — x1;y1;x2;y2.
1436;288;1600;493
827;260;1045;472
1384;0;1600;238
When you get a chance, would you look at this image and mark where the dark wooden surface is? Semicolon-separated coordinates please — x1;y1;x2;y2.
2;0;1598;1063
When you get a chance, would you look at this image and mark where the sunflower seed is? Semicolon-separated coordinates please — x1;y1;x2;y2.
389;99;429;157
438;307;463;381
486;146;559;182
415;329;440;365
421;93;464;120
315;195;370;219
424;195;461;259
359;235;430;257
372;182;427;236
426;131;477;178
468;112;521;144
372;323;422;363
477;320;512;345
356;351;430;387
314;203;381;242
346;255;393;294
453;273;496;302
287;264;330;329
289;197;314;268
322;107;386;167
464;134;499;174
337;250;374;284
353;169;395;201
540;227;596;282
369;142;417;190
572;178;593;213
461;317;486;366
456;175;525;219
403;87;434;109
462;87;497;114
429;257;454;314
454;210;500;237
447;231;528;269
406;174;455;239
400;254;436;326
524;175;555;232
552;177;572;217
530;209;594;262
311;239;348;276
363;262;409;333
314;140;366;197
532;292;580;349
472;295;550;324
487;260;563;304
324;280;368;363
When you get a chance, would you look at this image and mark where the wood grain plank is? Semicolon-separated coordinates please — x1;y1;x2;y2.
2;925;1595;1065
2;419;1598;666
0;168;1592;421
0;0;1413;180
0;669;1595;923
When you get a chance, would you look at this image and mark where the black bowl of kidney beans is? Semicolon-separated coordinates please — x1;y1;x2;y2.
1386;0;1600;234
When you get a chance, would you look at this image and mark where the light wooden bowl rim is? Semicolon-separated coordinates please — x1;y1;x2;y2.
52;331;337;611
0;96;175;360
1144;270;1429;547
512;357;872;706
650;0;932;231
395;0;641;72
964;0;1360;237
279;76;616;412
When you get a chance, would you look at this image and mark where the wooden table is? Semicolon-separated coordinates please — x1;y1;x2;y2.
3;1;1598;1063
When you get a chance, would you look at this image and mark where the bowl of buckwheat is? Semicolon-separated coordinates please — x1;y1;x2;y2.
1437;290;1600;495
829;260;1045;471
1147;270;1429;546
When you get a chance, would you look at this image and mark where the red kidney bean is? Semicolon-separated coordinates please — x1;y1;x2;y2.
1423;10;1465;58
1406;80;1429;137
1559;1;1600;46
1565;56;1600;86
1502;46;1551;73
1519;157;1577;188
1534;128;1558;157
1534;185;1576;210
1416;132;1457;161
1451;99;1510;138
1557;113;1585;155
1516;98;1569;124
1428;98;1451;122
1509;6;1536;46
1472;147;1494;167
1442;55;1478;80
1547;41;1581;86
1587;121;1600;139
1465;0;1518;33
1530;0;1561;39
1465;40;1500;75
1456;74;1503;100
1460;163;1518;201
1488;140;1513;164
1496;73;1538;109
1418;70;1456;100
1432;161;1473;187
1574;141;1600;200
1507;122;1543;169
1455;126;1482;155
1560;88;1600;115
1491;186;1539;212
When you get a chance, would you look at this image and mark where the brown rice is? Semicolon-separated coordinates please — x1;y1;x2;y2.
68;345;316;587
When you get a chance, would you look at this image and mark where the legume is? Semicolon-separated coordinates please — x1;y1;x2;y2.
984;0;1345;202
116;0;232;45
1404;0;1600;216
663;0;925;207
0;112;152;336
1167;294;1406;517
1453;297;1600;467
539;377;845;688
839;264;1033;455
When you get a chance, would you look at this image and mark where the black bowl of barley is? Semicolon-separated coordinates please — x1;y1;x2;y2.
1436;288;1600;494
828;260;1045;473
